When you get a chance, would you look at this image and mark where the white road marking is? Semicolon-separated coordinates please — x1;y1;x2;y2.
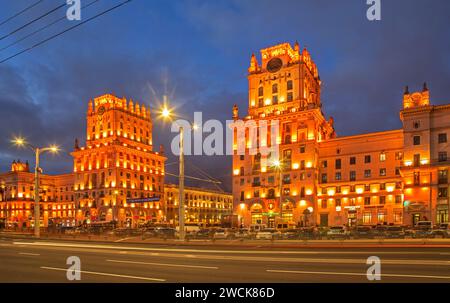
266;269;450;280
13;241;450;256
18;252;40;256
10;242;450;266
40;266;166;282
114;237;135;243
106;259;218;269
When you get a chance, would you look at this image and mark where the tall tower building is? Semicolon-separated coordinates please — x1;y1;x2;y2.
72;94;166;227
233;42;335;227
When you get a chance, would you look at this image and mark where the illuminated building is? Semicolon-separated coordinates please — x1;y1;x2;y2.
71;94;166;227
233;42;449;227
0;160;75;228
164;184;233;226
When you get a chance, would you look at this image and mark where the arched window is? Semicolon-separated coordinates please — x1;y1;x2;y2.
258;86;264;97
272;84;278;94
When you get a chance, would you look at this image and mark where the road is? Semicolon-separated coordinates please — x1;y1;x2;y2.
0;236;449;283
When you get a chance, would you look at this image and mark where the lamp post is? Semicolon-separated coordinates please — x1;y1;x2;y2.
272;159;283;228
12;137;59;238
1;182;6;229
160;103;198;241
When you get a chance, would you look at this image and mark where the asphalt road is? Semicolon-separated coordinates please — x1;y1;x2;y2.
0;236;449;283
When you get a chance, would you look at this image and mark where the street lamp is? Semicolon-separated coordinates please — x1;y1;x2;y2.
159;103;197;241
12;136;60;238
272;159;283;228
1;181;6;229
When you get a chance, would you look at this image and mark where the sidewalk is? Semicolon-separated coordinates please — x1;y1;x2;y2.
2;231;450;248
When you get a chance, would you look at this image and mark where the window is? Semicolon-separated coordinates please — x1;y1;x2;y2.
364;169;371;178
438;169;448;184
395;167;400;176
379;168;386;176
379;152;386;162
413;135;421;145
335;172;341;181
240;178;244;186
364;197;371;205
350;171;356;181
321;200;327;209
438;133;447;143
239;167;244;176
283;187;290;195
395;152;403;160
300;160;305;170
395;195;402;204
364;155;371;163
287;80;293;91
258;86;263;97
322;160;328;168
438;152;447;162
321;174;328;183
287;92;293;102
335;198;341;207
299;145;305;153
272;84;278;94
380;183;386;190
240;191;244;201
379;196;386;204
363;212;372;224
394;212;403;224
377;212;386;223
240;155;244;160
272;95;278;104
350;157;356;165
282;174;291;184
335;159;341;169
438;187;448;198
253;189;260;198
268;176;275;184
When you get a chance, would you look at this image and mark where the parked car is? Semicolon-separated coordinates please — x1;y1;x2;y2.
213;229;234;240
298;227;319;240
155;227;176;239
191;229;212;239
255;228;275;240
282;229;301;240
371;225;388;238
412;221;434;238
385;226;405;239
350;226;373;239
234;229;252;239
432;223;450;238
326;226;349;239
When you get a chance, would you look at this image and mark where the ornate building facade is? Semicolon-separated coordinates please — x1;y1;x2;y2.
232;42;450;228
71;94;166;227
164;184;233;226
0;160;75;228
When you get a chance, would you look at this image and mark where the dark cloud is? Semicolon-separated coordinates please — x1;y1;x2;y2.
0;0;449;191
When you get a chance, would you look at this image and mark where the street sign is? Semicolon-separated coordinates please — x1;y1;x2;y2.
126;197;160;203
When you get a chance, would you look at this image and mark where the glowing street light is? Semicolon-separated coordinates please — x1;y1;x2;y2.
271;158;284;227
12;136;60;238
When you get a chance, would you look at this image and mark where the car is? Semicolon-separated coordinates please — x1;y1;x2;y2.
298;227;319;240
193;229;213;239
213;229;234;240
350;226;373;239
155;227;176;239
282;229;301;240
385;226;405;239
412;221;434;238
255;228;275;240
326;226;349;240
234;229;252;239
371;225;389;238
432;223;450;238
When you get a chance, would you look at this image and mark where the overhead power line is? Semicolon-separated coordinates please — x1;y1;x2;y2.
164;172;222;184
0;0;100;53
0;0;132;64
0;0;43;28
0;1;67;42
